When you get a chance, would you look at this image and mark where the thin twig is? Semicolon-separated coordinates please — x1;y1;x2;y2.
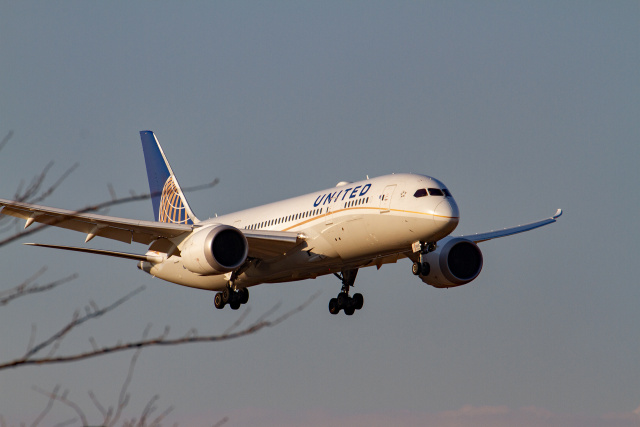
29;384;59;427
88;389;110;421
110;348;142;427
32;386;88;427
0;130;13;152
0;272;77;306
27;163;79;205
20;287;145;362
212;417;229;427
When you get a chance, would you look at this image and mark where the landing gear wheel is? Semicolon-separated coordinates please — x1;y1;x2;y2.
214;292;225;309
421;262;430;276
222;287;230;303
352;293;364;310
329;298;340;315
330;268;362;316
412;262;421;276
337;292;349;306
239;288;249;304
230;298;241;310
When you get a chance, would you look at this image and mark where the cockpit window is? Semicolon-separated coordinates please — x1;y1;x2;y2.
428;188;444;196
443;188;452;197
413;188;428;198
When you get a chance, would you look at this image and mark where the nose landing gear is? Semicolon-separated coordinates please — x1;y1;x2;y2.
329;269;363;315
411;241;436;276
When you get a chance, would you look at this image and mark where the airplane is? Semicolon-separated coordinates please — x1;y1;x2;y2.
0;131;562;315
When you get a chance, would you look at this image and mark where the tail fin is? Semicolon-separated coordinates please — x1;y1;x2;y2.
140;131;199;225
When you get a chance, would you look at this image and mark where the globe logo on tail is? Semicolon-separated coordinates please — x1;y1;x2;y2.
159;177;192;224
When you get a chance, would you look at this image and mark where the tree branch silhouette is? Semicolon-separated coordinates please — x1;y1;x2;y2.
0;291;320;371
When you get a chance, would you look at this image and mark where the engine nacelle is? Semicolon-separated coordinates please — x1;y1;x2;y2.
421;237;483;288
180;224;248;275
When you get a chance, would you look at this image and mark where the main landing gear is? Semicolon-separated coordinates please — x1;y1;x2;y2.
329;269;363;316
214;285;249;310
412;241;436;276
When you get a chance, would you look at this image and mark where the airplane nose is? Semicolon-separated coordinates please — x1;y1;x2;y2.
434;198;460;235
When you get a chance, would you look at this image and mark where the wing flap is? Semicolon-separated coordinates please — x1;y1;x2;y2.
460;209;562;243
0;199;192;245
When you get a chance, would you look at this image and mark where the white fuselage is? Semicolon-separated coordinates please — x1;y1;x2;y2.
142;173;460;291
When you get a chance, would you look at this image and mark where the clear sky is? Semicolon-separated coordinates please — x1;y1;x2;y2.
1;2;638;426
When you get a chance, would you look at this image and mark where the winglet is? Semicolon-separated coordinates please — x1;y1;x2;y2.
140;131;199;224
460;208;563;244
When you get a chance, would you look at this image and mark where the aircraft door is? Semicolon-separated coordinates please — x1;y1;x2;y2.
325;205;334;225
379;185;396;213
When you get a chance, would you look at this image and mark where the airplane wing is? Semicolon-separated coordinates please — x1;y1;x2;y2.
1;198;305;262
0;198;192;244
459;209;562;243
242;229;306;259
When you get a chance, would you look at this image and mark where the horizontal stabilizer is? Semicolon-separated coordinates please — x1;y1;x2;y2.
24;243;163;262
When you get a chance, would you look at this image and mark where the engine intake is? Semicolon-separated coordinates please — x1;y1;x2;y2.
181;225;248;275
421;237;483;288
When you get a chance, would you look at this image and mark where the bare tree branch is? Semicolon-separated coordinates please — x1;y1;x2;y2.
0;291;320;371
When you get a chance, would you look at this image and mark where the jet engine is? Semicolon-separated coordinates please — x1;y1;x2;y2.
180;225;248;275
420;237;483;288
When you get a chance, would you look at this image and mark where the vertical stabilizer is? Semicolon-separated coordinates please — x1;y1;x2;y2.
140;131;199;224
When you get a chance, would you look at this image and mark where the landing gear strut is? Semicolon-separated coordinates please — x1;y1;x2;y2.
214;284;249;310
329;269;363;315
412;241;436;276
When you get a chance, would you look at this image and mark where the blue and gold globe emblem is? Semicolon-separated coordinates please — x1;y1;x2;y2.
159;177;191;224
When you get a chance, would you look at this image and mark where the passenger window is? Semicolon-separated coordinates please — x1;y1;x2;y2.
428;188;444;196
414;189;428;198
